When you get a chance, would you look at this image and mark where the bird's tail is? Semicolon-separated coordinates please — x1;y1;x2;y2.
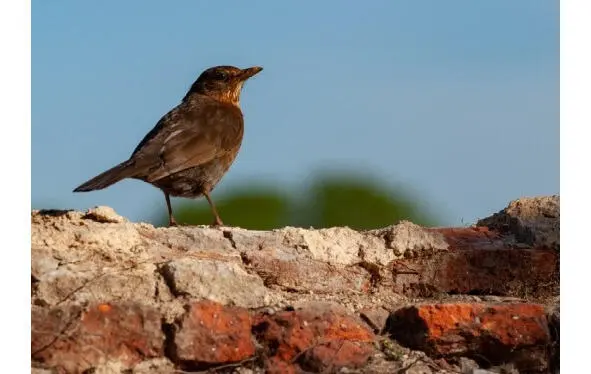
73;159;136;192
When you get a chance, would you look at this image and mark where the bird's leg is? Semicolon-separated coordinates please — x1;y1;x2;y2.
164;192;178;227
204;191;224;226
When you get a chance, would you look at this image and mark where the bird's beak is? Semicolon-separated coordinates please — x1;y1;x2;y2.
239;66;263;80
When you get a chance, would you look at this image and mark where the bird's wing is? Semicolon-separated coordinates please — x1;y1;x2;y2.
130;100;244;182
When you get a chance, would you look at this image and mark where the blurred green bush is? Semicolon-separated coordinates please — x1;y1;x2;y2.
155;173;438;229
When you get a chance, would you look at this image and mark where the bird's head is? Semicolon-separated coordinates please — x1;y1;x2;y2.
184;65;263;105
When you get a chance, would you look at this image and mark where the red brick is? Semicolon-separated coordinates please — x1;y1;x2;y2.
387;227;559;298
392;246;558;298
174;300;255;364
253;304;375;368
387;303;550;371
431;227;505;250
32;303;164;374
298;340;374;371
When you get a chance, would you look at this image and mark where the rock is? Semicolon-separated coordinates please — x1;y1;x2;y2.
458;357;480;373
152;225;237;254
32;209;146;265
222;227;282;252
92;361;127;374
84;206;128;223
477;195;560;250
369;221;449;258
172;300;255;365
242;247;371;294
160;258;276;308
34;262;158;306
386;303;550;372
30;196;561;373
356;231;400;266
280;226;364;265
32;303;164;374
30;369;55;374
132;358;176;373
359;307;390;332
31;255;59;281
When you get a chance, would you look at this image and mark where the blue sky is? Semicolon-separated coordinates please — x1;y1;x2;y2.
32;0;558;225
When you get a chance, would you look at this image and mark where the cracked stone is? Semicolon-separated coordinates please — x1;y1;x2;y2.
161;257;278;308
34;263;158;306
242;247;371;294
369;221;449;258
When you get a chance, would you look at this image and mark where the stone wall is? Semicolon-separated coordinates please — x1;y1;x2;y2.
31;196;559;374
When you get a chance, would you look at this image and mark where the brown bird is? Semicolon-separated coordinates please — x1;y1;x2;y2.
73;65;263;226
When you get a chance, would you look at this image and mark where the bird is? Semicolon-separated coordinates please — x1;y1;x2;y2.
73;65;263;227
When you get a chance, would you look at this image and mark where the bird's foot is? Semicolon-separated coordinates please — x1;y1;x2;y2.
211;217;224;227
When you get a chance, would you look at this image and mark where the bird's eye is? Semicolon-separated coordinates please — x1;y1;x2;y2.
215;71;228;81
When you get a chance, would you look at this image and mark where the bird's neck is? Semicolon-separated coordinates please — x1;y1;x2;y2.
213;90;242;106
183;91;241;107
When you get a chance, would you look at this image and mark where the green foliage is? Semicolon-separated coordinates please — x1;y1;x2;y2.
155;173;438;229
170;187;290;229
306;176;433;229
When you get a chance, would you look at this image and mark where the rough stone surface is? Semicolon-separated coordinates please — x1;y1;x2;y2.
369;220;449;258
30;197;560;373
160;258;275;308
242;247;371;294
92;361;128;374
132;358;176;374
477;195;560;250
280;226;367;265
34;262;159;307
359;307;390;333
31;369;55;374
85;205;128;223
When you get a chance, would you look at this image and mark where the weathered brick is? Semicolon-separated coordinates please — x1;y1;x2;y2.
298;340;374;372
391;227;558;298
253;303;375;369
386;303;550;371
32;303;164;374
173;300;255;364
243;248;371;294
